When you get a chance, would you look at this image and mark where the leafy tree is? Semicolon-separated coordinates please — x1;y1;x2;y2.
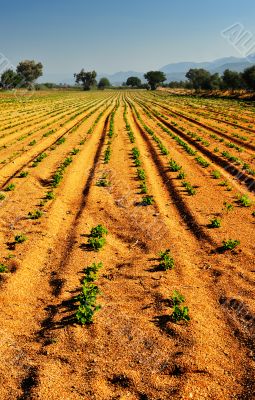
144;71;166;90
242;65;255;90
186;68;222;90
126;76;142;87
98;77;110;90
74;69;97;90
16;60;43;86
186;68;211;90
222;69;244;90
0;69;20;89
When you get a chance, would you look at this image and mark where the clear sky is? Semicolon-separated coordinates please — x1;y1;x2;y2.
1;0;255;74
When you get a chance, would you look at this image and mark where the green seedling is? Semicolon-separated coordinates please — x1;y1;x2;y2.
237;194;252;207
14;234;27;244
211;170;221;179
171;290;190;323
27;210;43;220
158;249;174;270
45;190;55;200
4;183;15;192
76;281;101;324
87;237;106;251
222;239;240;251
142;195;154;206
90;225;108;238
0;193;5;200
169;159;182;172
209;217;221;228
19;171;29;178
139;182;148;194
137;168;146;181
0;263;8;273
177;170;186;179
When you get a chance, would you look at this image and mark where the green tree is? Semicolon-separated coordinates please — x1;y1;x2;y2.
242;65;255;90
16;60;43;86
74;69;97;90
186;68;222;90
126;76;142;87
144;71;166;90
0;69;20;89
98;77;110;90
222;69;244;90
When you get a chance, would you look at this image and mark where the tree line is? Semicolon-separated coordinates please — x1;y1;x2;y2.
167;65;255;91
1;60;255;92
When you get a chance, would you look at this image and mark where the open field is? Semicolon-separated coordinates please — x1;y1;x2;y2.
0;89;254;399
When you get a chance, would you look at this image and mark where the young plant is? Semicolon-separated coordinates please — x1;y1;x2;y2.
90;225;108;238
224;202;234;212
137;168;146;181
19;171;29;178
70;148;79;155
87;224;108;251
27;210;43;220
182;181;196;195
76;282;101;324
158;249;174;270
139;182;148;194
177;170;186;179
211;170;221;179
4;183;15;191
0;263;8;273
14;233;27;244
142;195;154;206
96;174;110;187
169;159;182;172
222;239;240;251
171;290;190;323
45;190;55;200
209;217;221;228
237;194;252;207
0;193;5;200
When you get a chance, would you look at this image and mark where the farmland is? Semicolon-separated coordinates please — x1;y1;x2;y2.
0;89;254;399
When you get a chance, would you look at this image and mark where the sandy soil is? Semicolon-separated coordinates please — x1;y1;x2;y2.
0;90;254;400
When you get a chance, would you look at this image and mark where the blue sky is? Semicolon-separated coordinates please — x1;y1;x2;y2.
1;0;255;74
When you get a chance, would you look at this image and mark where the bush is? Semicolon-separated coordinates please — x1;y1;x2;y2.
209;217;221;228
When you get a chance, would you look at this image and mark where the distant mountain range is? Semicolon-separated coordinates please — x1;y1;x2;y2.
39;54;255;85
